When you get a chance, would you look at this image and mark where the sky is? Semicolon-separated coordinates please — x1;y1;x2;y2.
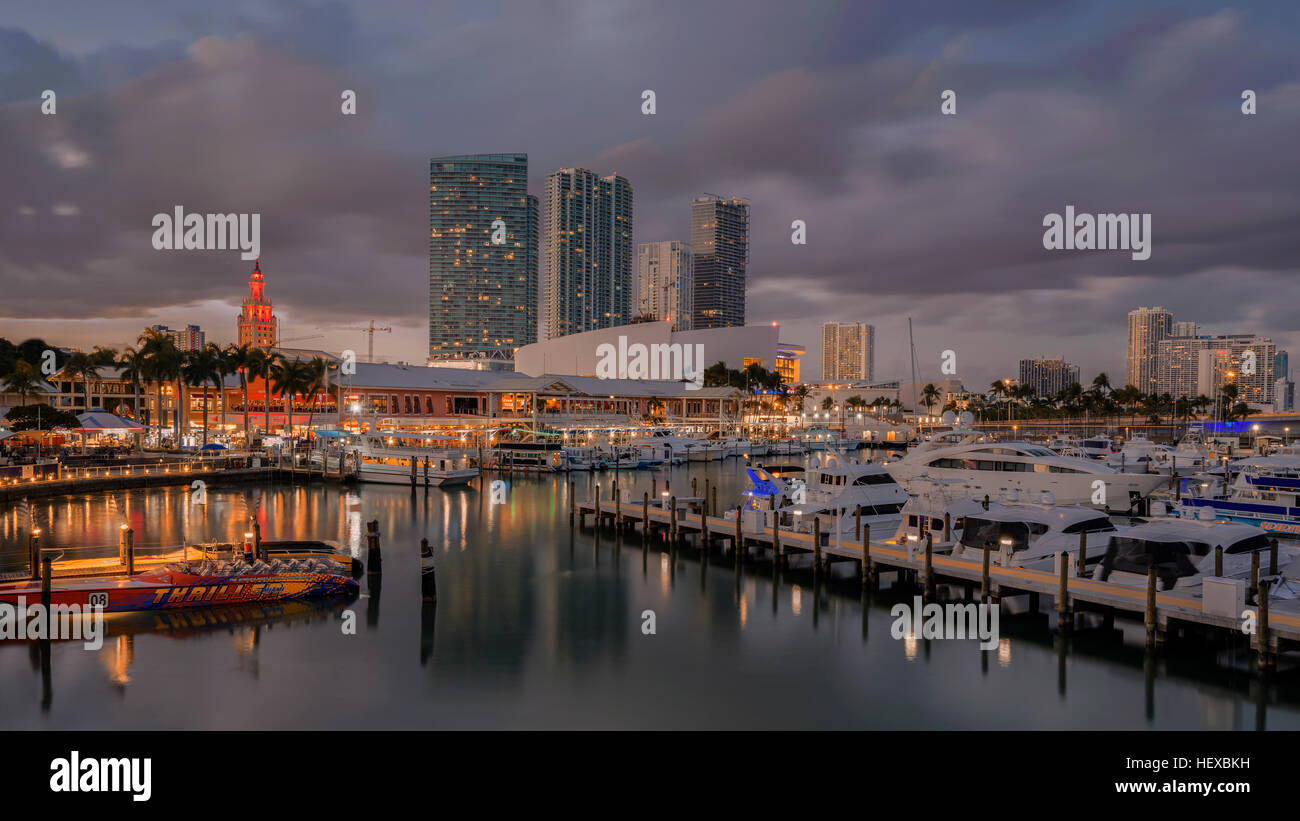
1;0;1298;389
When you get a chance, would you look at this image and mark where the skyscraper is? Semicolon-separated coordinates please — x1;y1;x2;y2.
1018;357;1080;398
821;322;874;381
544;168;633;340
1126;306;1172;392
636;241;693;330
691;195;749;329
152;324;206;352
236;260;277;348
429;153;539;359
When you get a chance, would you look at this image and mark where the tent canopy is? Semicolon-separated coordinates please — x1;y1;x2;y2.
75;410;144;432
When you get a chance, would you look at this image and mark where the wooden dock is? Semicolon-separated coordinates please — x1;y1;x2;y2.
577;491;1299;669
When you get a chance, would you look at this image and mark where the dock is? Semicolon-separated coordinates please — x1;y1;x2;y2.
576;490;1298;670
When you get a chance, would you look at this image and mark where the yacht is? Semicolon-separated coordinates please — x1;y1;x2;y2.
886;430;1167;510
628;428;710;465
1078;435;1114;460
892;481;1119;571
349;433;479;486
742;453;907;537
1095;519;1299;592
1176;452;1300;538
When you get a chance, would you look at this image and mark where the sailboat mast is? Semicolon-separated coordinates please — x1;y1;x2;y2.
908;317;919;412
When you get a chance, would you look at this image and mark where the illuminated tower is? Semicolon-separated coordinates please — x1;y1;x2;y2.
237;259;278;347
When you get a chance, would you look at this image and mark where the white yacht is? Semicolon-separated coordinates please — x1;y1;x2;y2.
1095;519;1299;593
351;433;479;486
629;429;710;465
1078;435;1114;460
742;453;907;537
892;481;1119;571
886;430;1167;510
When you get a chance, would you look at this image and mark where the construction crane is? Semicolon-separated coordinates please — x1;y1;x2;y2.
337;320;391;363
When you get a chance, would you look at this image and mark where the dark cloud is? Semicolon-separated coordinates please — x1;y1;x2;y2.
0;0;1297;386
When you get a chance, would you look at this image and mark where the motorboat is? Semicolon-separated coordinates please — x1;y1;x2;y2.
743;453;908;537
350;433;479;485
0;557;358;614
1078;435;1114;460
1095;519;1299;592
891;481;1119;571
885;429;1167;510
628;428;711;464
1176;452;1300;538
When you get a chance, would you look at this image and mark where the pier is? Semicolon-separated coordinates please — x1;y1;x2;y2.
577;492;1297;670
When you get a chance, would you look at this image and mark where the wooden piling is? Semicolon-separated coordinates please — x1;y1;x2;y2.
28;531;39;581
669;495;677;542
420;537;437;602
1056;551;1071;629
923;533;933;596
1270;538;1279;576
569;482;576;525
1215;545;1223;577
704;478;710;516
711;485;717;520
852;522;868;583
692;477;697;498
1258;579;1273;669
410;457;417;487
253;520;263;562
1145;564;1157;646
735;505;743;560
1250;551;1260;602
1077;531;1087;578
643;492;650;540
40;552;52;614
813;517;822;579
124;527;135;576
943;513;951;542
855;505;862;541
367;519;382;575
981;543;991;603
773;515;782;568
613;479;620;529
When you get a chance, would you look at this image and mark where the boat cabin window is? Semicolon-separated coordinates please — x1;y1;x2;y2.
852;473;896;486
1101;538;1200;583
960;517;1030;552
1225;534;1271;555
1061;518;1116;534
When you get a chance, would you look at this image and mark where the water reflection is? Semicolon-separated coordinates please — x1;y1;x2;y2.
1;464;1299;729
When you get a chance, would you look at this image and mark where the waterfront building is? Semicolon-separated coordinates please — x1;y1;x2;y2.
1126;306;1173;392
236;259;278;348
544;168;633;340
1017;356;1080;398
1155;334;1277;405
429;153;538;360
821;322;874;381
637;240;693;331
691;195;749;329
514;321;804;384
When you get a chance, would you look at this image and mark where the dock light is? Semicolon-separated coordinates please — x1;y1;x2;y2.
120;523;129;530
999;538;1012;547
32;528;41;536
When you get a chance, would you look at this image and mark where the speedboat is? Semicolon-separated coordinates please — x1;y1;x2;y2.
0;557;358;614
886;430;1167;510
745;453;908;537
1095;519;1299;592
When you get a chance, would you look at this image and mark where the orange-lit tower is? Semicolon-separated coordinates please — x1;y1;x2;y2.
237;259;278;347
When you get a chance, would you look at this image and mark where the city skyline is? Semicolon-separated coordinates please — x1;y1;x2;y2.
2;1;1299;387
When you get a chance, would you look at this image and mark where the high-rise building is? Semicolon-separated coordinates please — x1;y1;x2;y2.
1018;357;1080;398
1172;321;1198;338
1126;306;1173;392
691;195;749;329
1156;334;1276;404
820;322;874;381
544;168;633;340
429;154;539;359
636;241;693;331
151;324;206;352
236;260;277;348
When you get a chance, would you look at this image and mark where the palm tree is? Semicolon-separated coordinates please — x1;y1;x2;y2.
2;360;41;407
117;346;150;452
246;348;279;438
137;329;183;446
182;345;221;447
59;346;117;412
300;357;327;443
920;383;941;416
225;344;255;446
270;355;305;437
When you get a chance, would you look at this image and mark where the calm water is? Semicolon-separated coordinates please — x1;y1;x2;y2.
2;462;1298;730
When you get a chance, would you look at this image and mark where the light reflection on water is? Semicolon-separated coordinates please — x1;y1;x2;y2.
2;462;1299;730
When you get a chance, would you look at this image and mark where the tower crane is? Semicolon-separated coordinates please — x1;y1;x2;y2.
338;320;392;363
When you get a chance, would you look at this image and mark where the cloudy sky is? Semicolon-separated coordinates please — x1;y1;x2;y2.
1;0;1298;389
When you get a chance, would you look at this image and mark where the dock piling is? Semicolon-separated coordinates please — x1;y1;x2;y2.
861;523;872;587
1250;551;1260;603
1056;552;1072;630
735;505;744;561
1215;545;1223;577
981;543;991;603
813;517;822;579
923;533;934;597
367;519;382;575
1258;578;1273;670
420;537;437;602
1077;531;1087;578
1145;565;1158;647
943;513;951;542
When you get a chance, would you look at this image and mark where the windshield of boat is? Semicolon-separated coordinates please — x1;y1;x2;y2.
960;517;1036;552
1103;537;1202;579
1061;517;1116;534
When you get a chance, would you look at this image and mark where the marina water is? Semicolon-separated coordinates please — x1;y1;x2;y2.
2;462;1299;730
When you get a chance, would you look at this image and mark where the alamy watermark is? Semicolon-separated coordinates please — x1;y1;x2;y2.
151;207;260;260
595;335;704;390
1042;206;1150;260
890;596;999;650
1;597;104;650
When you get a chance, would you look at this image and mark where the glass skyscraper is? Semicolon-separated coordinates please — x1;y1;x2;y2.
429;154;538;359
544;168;633;340
691;195;749;329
